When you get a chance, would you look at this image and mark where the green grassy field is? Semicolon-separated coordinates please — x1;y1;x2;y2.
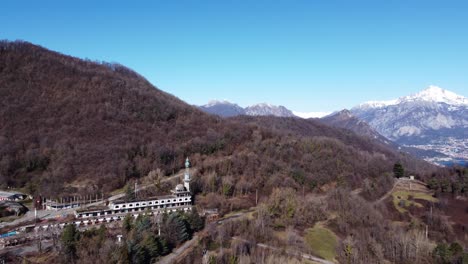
305;225;338;261
392;190;438;213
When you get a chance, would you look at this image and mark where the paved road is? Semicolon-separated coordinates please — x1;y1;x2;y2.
157;235;200;264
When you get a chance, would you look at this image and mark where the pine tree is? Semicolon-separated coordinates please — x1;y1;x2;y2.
393;163;404;178
123;214;133;233
61;224;80;262
186;208;205;232
164;213;191;246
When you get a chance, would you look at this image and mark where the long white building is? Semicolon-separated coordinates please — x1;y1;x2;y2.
75;158;193;219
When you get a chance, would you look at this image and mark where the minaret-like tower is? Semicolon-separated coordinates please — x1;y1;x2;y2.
184;157;191;192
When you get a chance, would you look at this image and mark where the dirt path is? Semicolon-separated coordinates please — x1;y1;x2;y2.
373;178;429;205
373;178;399;205
233;237;335;264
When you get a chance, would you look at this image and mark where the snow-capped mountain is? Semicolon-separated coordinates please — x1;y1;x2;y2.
358;85;468;109
199;100;245;117
351;86;467;164
245;103;295;117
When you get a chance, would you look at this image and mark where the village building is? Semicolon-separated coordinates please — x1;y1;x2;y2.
0;201;28;217
75;158;193;219
0;191;27;201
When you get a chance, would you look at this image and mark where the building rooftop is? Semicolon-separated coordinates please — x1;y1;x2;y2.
0;191;16;197
75;205;109;213
111;194;185;205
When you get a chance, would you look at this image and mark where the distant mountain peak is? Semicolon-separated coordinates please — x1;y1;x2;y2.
321;108;391;144
245;104;295;117
404;85;467;105
358;86;467;109
336;109;353;117
351;86;467;164
199;100;245;117
251;102;274;108
200;101;295;117
204;100;237;107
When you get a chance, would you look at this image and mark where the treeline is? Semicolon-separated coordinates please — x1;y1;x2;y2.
427;166;468;195
56;210;204;263
181;187;466;264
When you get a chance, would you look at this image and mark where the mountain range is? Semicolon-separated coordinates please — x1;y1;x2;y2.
199;101;331;118
4;41;465;263
199;101;295;117
200;86;467;165
351;86;467;165
1;40;431;198
320;109;393;146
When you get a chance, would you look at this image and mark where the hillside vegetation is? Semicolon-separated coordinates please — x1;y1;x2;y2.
0;40;434;198
2;41;468;264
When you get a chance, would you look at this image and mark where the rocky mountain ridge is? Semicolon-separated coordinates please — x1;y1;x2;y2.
351;86;467;164
199;101;295;117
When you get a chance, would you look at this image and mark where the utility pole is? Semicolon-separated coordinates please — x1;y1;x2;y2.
135;181;138;199
155;214;162;236
38;229;43;253
256;189;258;206
430;204;433;223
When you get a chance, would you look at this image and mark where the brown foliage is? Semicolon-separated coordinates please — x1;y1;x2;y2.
0;41;438;199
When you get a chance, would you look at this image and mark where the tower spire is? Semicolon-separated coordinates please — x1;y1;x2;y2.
184;157;191;192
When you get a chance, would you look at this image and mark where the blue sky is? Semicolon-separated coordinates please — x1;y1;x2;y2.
2;0;468;112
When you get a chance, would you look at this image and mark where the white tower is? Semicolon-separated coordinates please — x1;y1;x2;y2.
184;157;191;192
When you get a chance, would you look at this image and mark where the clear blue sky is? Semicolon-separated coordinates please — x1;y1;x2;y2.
2;0;468;112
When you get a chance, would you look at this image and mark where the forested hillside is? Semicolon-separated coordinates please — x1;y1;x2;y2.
0;41;434;198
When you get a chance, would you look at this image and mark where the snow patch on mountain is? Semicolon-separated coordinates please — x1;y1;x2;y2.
205;100;237;107
358;86;468;109
404;85;468;105
293;111;332;119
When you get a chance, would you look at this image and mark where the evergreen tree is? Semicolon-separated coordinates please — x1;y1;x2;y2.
164;213;191;246
433;243;451;264
158;237;171;255
134;214;152;234
123;214;133;233
124;183;136;201
61;224;80;262
185;208;205;232
393;163;404;178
